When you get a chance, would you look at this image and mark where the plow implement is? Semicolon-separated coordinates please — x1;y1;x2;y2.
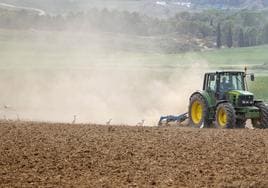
158;112;188;126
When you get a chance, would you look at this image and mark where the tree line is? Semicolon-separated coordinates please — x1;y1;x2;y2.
192;0;268;7
1;7;268;49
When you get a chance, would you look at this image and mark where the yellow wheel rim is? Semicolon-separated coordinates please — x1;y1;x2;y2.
218;107;227;128
191;100;203;125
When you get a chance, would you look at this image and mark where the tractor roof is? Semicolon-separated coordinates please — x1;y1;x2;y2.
206;71;245;74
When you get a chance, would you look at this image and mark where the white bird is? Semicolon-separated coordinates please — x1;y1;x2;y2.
106;119;112;125
137;119;145;126
72;115;77;124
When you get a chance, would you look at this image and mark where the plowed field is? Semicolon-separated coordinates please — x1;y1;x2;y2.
0;121;267;187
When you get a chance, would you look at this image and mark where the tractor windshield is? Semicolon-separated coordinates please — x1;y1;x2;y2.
219;73;245;92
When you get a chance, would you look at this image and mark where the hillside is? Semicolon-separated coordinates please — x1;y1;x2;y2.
1;0;268;17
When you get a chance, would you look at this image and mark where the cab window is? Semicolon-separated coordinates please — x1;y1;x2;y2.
208;74;216;92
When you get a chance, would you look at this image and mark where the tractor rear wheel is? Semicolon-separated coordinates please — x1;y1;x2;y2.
189;93;211;128
252;102;268;129
215;103;236;129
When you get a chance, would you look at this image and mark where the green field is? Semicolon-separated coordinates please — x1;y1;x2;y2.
248;77;268;101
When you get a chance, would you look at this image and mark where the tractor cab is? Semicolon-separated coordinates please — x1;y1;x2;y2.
203;71;249;100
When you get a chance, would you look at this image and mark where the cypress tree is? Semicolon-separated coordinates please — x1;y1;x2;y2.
216;23;222;48
226;25;233;48
238;28;244;47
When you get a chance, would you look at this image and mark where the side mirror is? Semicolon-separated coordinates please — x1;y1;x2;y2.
250;74;255;81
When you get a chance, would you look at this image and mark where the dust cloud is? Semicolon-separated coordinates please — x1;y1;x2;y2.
0;61;207;125
0;30;208;126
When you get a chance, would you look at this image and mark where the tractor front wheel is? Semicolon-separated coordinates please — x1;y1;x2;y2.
215;103;236;129
252;102;268;129
189;94;211;128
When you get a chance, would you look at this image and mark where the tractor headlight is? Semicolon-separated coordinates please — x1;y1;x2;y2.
242;101;246;104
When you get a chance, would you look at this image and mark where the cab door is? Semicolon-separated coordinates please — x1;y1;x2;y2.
206;74;217;104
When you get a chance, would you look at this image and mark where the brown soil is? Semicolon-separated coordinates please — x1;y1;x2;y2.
0;121;267;187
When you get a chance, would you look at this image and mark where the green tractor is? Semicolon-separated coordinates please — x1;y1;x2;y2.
189;70;268;129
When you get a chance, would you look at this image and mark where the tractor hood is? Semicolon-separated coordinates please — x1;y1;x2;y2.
227;90;254;106
227;90;253;96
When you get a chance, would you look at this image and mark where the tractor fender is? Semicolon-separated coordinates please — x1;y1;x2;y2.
190;90;213;108
215;100;229;108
